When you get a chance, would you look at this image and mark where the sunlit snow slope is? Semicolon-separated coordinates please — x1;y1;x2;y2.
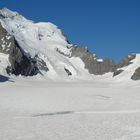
0;8;140;81
113;54;140;82
0;8;92;80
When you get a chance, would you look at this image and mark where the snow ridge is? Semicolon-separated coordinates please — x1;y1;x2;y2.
0;8;91;80
0;8;140;81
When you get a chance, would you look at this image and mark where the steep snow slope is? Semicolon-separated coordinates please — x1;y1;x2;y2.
114;54;140;81
0;8;140;81
0;8;92;80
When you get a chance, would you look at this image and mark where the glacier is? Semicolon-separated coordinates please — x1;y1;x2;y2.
0;8;140;140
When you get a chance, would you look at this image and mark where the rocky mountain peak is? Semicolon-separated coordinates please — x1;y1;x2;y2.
0;8;26;21
0;8;140;81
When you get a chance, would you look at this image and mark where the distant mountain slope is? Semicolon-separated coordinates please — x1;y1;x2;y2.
0;8;140;81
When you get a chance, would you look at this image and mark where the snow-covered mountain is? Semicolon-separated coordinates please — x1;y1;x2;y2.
0;8;140;81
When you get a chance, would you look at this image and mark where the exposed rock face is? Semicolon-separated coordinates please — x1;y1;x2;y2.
113;69;124;77
34;55;49;72
118;54;136;68
112;54;137;78
0;23;48;76
0;8;140;80
71;46;116;75
6;39;39;76
0;21;139;79
131;67;140;80
6;40;49;76
0;23;13;54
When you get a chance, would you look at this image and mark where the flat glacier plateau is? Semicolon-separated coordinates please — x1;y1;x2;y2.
0;79;140;140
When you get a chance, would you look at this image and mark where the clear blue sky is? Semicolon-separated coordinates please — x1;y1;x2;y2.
0;0;140;63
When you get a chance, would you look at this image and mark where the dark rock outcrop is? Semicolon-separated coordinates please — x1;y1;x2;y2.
6;40;39;76
71;45;116;75
0;23;48;76
118;54;136;68
34;55;49;72
113;69;124;77
0;23;13;54
131;67;140;80
6;40;49;76
64;67;72;76
0;15;139;79
112;54;136;77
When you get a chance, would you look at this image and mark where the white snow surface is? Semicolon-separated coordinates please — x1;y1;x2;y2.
0;8;83;79
0;8;140;81
0;79;140;140
1;8;140;140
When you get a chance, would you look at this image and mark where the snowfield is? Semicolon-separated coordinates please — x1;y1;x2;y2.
0;79;140;140
1;8;140;140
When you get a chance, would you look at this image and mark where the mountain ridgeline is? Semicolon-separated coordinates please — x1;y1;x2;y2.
0;8;140;81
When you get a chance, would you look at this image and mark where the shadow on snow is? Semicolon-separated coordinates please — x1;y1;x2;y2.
0;75;14;83
32;111;74;117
